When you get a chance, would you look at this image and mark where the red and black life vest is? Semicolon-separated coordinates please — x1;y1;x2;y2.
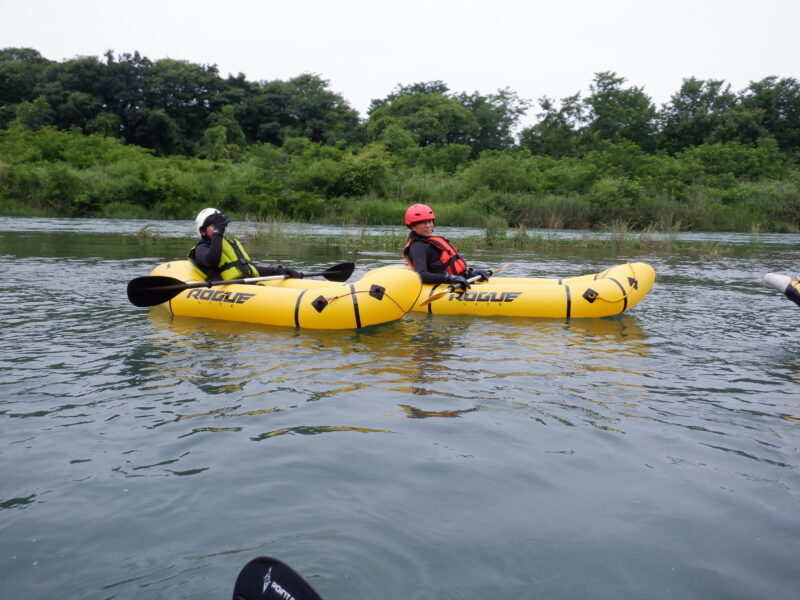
403;235;467;275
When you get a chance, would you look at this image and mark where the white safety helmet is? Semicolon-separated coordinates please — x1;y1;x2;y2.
195;207;221;238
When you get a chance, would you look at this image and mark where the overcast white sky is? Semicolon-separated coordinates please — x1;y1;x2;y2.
2;0;798;128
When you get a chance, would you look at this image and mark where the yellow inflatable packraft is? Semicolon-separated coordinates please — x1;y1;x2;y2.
147;261;422;329
373;262;655;318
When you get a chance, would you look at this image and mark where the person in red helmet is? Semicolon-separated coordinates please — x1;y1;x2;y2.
402;203;492;290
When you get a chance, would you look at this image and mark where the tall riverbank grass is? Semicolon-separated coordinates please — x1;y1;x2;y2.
234;217;731;259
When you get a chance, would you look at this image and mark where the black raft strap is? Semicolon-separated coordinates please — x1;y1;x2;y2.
226;239;258;277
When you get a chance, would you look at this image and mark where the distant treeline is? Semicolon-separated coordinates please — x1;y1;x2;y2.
1;47;799;231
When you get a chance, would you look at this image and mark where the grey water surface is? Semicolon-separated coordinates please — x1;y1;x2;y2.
1;217;798;600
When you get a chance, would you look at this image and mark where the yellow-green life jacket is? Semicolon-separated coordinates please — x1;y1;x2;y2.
188;237;259;280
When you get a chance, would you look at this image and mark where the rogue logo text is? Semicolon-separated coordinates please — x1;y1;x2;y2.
185;289;256;303
449;290;523;302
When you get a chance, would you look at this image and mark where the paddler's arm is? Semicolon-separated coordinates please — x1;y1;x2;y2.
193;229;224;268
407;241;470;289
407;241;451;285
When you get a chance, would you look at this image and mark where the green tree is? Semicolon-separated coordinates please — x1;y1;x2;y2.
12;95;54;130
200;105;246;160
237;74;361;147
280;73;361;144
125;108;182;155
455;87;530;153
0;47;51;106
705;105;767;145
86;111;122;137
658;78;738;153
34;56;110;131
101;51;152;137
143;58;227;152
375;81;450;103
367;82;478;147
377;122;420;165
57;91;103;131
208;105;245;145
741;76;800;153
519;93;586;157
200;126;230;161
584;71;657;151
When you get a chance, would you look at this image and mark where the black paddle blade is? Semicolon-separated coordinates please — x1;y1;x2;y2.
233;557;324;600
318;262;355;282
126;275;188;307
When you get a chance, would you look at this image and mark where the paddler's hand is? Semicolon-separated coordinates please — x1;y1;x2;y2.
209;212;229;235
467;268;492;282
446;273;471;291
279;267;303;279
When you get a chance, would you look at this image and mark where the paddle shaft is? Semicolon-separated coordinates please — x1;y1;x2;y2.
163;270;339;291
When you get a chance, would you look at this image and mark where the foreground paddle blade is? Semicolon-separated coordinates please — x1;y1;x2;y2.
127;275;187;307
319;262;355;282
233;557;324;600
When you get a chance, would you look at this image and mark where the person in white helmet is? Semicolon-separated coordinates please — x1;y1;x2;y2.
189;208;301;281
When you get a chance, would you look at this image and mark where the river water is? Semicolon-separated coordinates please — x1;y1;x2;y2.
1;217;798;600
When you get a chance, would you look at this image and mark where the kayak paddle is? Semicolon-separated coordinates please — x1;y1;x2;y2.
233;556;324;600
127;262;355;307
419;264;508;306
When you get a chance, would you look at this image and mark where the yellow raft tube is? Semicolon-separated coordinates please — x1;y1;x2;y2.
147;261;422;329
375;262;655;318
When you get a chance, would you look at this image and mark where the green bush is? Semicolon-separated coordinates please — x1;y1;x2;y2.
387;171;464;206
538;160;598;195
587;177;644;226
340;144;391;196
0;197;48;216
459;152;535;193
42;164;83;214
584;140;661;179
483;214;508;246
519;194;592;229
432;202;487;227
280;190;326;220
678;138;787;182
418;143;472;173
345;196;406;225
100;202;151;219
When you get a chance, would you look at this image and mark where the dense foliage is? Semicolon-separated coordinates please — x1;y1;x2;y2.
1;48;798;231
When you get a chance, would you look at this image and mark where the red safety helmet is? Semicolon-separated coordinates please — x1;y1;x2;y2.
404;203;435;227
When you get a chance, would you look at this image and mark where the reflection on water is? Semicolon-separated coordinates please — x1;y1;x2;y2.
398;404;478;418
1;219;799;600
251;425;393;442
144;308;653;436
